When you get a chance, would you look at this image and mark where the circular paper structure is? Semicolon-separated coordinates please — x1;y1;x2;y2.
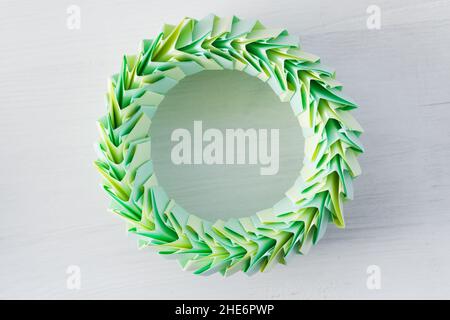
95;15;364;275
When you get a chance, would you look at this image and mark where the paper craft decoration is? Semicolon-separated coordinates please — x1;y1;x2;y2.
95;15;364;275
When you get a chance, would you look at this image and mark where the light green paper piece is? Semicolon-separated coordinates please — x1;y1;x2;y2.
95;15;364;276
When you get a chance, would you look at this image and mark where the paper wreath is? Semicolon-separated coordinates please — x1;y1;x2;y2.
95;15;364;276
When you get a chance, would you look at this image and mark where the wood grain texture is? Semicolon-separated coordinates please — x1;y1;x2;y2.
0;0;449;299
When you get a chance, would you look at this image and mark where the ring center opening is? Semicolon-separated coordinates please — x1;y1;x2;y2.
151;70;304;221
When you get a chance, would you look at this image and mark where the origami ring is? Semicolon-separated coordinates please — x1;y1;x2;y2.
95;15;364;276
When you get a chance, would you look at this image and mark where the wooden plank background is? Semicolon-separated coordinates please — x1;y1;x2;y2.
0;0;449;299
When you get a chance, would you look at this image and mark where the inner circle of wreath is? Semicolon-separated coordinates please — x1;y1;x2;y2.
95;15;364;276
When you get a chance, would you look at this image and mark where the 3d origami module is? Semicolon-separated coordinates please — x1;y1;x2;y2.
95;15;364;275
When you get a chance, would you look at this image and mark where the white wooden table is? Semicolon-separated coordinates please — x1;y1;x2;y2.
1;0;449;299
